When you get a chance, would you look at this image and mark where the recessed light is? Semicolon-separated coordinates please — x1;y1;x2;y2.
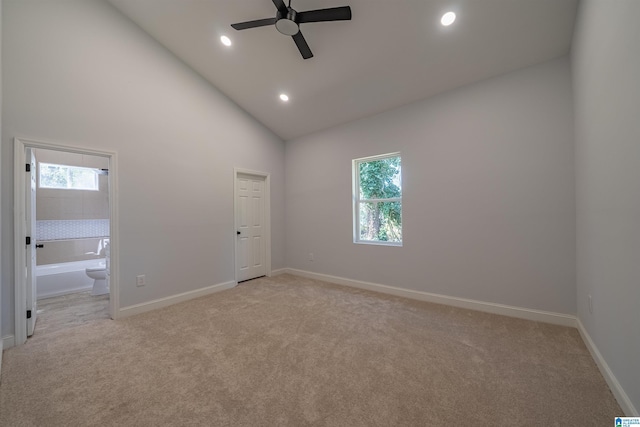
441;11;456;26
220;35;232;46
279;94;289;102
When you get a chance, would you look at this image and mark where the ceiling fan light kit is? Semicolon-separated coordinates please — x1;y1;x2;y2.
231;0;352;59
275;9;299;36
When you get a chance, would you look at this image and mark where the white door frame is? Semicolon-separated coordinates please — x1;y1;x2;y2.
233;168;271;283
13;137;120;346
25;148;37;337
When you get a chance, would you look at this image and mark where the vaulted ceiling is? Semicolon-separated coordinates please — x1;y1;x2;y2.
109;0;578;140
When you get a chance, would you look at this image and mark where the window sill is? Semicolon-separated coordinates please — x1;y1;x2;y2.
354;240;403;247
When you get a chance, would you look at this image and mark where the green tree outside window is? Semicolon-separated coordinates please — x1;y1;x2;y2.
354;154;402;244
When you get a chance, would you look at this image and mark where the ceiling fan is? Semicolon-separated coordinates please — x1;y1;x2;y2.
231;0;352;59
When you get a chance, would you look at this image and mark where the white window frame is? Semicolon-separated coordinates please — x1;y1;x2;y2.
352;152;402;246
39;162;99;191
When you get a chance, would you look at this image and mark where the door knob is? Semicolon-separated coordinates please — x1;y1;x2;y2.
237;231;241;235
35;244;44;248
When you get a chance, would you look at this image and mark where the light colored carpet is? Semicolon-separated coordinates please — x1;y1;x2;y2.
0;274;621;426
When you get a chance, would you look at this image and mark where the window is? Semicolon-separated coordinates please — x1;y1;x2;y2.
353;153;402;245
39;163;99;191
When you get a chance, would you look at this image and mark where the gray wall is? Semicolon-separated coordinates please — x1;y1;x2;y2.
572;0;640;413
286;57;575;314
1;0;285;338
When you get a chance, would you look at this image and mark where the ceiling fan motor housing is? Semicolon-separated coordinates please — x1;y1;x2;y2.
275;9;299;36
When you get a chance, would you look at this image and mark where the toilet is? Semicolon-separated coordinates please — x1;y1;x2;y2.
86;261;108;296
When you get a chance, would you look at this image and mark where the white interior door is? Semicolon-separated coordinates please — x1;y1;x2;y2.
26;148;38;336
236;173;266;282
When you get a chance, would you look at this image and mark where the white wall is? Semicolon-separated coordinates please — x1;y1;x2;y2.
286;57;575;314
572;0;640;414
1;0;285;339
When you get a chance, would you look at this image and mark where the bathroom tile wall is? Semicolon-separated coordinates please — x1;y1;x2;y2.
36;238;107;265
36;219;109;241
34;149;109;265
35;149;109;221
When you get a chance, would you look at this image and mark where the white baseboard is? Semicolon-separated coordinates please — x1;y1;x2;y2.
118;280;236;318
577;319;638;416
2;334;15;350
284;268;577;327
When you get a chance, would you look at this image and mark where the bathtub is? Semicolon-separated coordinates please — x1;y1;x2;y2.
36;259;106;299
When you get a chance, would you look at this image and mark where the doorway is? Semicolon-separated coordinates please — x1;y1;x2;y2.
234;169;271;282
14;137;119;346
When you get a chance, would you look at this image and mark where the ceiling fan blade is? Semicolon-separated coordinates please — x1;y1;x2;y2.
272;0;288;14
231;17;277;30
297;6;352;23
292;31;313;59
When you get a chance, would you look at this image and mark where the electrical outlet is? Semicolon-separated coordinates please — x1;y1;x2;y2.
588;294;593;314
136;275;146;287
308;252;314;262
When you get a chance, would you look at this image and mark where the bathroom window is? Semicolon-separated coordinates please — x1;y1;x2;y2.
39;163;99;191
353;153;402;246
